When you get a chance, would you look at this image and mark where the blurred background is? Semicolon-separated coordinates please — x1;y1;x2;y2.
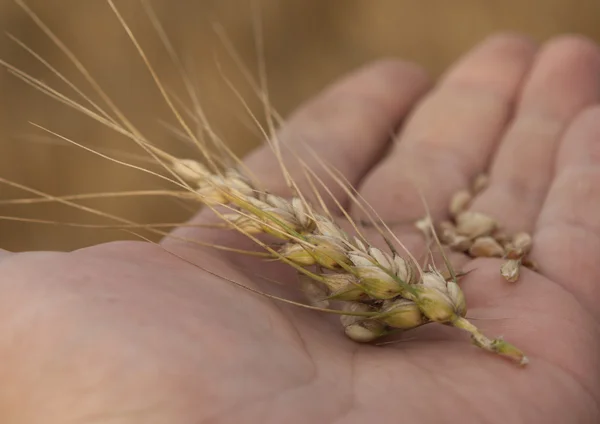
0;0;599;252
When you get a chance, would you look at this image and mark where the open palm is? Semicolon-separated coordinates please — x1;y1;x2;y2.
1;34;599;423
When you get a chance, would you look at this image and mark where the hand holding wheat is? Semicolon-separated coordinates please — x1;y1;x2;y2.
1;33;600;423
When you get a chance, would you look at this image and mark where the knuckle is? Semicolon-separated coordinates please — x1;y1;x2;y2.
365;57;429;80
541;34;600;59
481;32;537;50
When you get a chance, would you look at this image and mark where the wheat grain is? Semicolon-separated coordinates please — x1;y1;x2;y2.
419;173;538;284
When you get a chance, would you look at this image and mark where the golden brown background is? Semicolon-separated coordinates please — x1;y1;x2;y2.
0;0;599;252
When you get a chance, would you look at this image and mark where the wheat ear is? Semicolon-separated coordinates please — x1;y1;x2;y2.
162;157;528;366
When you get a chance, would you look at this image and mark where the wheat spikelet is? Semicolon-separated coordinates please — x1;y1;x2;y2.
0;0;531;367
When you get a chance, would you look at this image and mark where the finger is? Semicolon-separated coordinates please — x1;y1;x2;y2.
470;36;600;233
354;34;537;225
242;59;431;210
534;106;600;320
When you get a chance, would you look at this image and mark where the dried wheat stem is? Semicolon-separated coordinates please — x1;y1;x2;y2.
452;317;529;366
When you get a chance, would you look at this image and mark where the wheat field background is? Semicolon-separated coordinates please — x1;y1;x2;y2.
0;0;598;252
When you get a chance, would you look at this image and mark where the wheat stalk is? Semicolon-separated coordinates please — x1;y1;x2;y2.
0;0;531;367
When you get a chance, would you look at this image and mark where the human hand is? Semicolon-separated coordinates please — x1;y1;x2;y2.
1;33;599;423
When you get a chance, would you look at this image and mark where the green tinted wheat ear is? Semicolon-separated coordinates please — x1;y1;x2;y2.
167;158;528;366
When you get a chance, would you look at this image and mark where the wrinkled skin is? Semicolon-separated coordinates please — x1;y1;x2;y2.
1;34;600;423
